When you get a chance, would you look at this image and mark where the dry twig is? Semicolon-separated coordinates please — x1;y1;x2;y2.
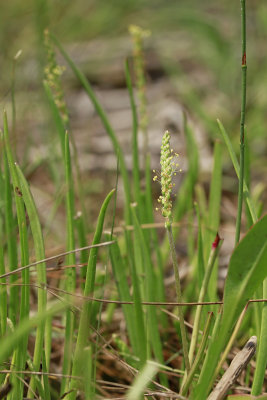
208;336;257;400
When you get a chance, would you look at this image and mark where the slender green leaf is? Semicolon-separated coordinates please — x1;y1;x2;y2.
223;215;267;326
60;132;76;395
4;152;18;324
51;34;132;224
68;189;115;399
195;203;205;290
205;140;222;301
0;301;66;368
84;346;93;400
187;234;222;369
181;312;214;396
217;119;257;223
219;121;267;393
126;362;158;400
251;278;267;395
0;213;7;337
75;212;88;288
42;349;51;400
192;214;267;399
125;58;141;207
15;163;48;398
145;154;167;327
3;114;30;399
126;234;147;367
131;205;167;386
244;133;253;228
43;80;65;155
109;238;139;356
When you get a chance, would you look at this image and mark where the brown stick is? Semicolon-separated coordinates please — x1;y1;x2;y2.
208;336;257;400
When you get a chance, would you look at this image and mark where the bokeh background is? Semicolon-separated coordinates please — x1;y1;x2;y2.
1;0;266;247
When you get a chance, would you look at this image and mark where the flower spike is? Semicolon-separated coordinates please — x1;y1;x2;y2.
154;131;181;220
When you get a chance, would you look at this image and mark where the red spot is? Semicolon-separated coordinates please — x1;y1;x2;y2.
212;233;221;249
242;52;246;65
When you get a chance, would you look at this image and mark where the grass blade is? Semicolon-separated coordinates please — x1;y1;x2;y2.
218;118;267;396
108;238;139;357
187;234;222;368
51;34;132;224
42;349;51;400
43;80;65;155
145;154;167;327
15;163;48;398
181;312;214;396
217;119;257;224
251;278;267;395
0;212;7;337
3;152;18;325
205;140;222;301
124;58;141;208
127;233;147;367
68;189;115;399
75;212;88;288
192;214;267;399
195;202;205;290
0;301;67;368
126;361;158;400
84;346;93;400
131;205;167;385
60;132;77;395
3;114;30;399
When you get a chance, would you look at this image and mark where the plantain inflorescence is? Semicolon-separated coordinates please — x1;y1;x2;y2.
153;131;181;220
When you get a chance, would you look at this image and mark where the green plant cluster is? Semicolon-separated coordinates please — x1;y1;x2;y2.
0;2;266;399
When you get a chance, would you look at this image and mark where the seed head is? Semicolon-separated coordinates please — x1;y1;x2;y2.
44;29;69;127
154;131;181;220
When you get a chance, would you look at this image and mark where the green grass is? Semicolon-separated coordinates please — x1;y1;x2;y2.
0;1;266;399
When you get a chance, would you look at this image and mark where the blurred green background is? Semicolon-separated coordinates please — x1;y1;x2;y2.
1;0;267;180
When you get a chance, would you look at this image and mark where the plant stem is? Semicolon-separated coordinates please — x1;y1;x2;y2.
181;312;214;396
235;0;247;245
166;221;190;374
187;234;222;367
251;278;267;395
